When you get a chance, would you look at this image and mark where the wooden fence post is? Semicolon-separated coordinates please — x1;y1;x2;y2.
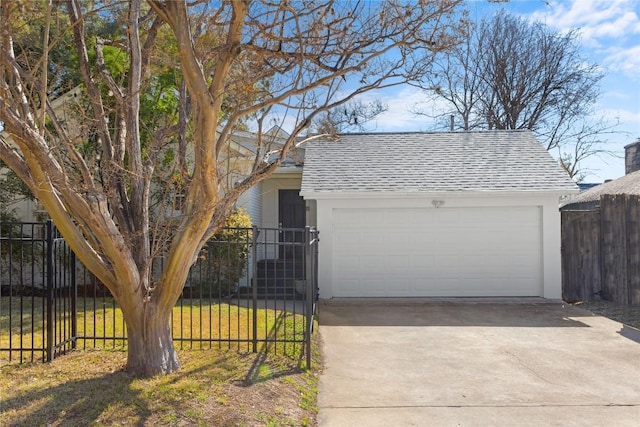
561;210;601;302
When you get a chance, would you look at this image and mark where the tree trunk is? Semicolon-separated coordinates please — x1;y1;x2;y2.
125;304;180;377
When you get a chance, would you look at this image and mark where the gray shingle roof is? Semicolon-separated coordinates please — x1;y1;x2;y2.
561;170;640;208
300;130;577;193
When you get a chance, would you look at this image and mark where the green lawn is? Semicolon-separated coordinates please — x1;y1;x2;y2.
1;297;308;363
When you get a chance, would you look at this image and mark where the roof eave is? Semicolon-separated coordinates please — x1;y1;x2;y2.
300;188;577;199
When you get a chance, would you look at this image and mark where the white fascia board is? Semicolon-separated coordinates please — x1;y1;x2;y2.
300;189;577;200
227;139;256;157
273;166;303;175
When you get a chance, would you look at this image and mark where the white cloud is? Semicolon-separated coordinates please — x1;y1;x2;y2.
246;87;453;135
597;106;640;134
528;0;640;80
531;0;640;43
589;10;640;39
602;45;640;77
357;87;453;132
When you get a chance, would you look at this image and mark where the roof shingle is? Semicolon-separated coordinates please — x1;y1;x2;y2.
561;170;640;208
300;130;577;193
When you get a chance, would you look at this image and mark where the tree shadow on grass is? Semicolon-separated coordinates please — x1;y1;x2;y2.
242;310;306;386
1;352;238;427
1;308;314;426
242;347;303;386
1;370;150;427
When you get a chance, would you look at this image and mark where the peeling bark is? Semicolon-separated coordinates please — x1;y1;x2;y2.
125;303;180;376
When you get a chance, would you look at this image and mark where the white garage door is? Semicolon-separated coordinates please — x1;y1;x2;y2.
332;206;542;297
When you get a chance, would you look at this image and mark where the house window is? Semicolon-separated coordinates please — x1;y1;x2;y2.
173;192;185;211
166;190;186;218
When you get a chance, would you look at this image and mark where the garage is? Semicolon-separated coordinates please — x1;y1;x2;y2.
300;131;577;299
332;206;542;297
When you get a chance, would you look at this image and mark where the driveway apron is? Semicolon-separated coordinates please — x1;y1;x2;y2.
317;299;640;426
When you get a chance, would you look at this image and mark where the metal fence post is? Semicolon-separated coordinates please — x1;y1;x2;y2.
70;250;77;349
314;230;319;310
304;226;312;369
45;220;54;362
251;226;258;353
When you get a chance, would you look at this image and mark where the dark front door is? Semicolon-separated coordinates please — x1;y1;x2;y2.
278;189;306;261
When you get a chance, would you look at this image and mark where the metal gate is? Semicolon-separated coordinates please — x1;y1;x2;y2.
0;221;76;362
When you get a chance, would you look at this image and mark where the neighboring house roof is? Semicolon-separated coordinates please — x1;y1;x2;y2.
301;130;577;193
578;183;601;192
561;170;640;210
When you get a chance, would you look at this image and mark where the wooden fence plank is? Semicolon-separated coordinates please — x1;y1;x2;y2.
626;195;640;305
561;210;601;302
601;195;628;304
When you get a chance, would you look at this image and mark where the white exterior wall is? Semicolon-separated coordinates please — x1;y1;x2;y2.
236;182;262;226
541;194;563;299
303;192;565;300
8;198;40;223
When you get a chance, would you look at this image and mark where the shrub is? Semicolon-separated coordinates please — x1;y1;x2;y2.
187;208;252;299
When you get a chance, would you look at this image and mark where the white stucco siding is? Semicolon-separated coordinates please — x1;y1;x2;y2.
236;182;262;226
307;193;564;299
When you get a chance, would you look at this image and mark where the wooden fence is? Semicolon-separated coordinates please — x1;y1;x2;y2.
561;194;640;305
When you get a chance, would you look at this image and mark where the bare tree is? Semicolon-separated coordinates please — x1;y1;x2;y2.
413;18;483;131
312;99;388;134
0;0;464;375
418;10;616;179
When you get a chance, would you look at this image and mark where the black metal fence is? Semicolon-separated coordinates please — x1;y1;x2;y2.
0;221;319;367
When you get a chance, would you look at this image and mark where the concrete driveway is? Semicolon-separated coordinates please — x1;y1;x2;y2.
317;299;640;426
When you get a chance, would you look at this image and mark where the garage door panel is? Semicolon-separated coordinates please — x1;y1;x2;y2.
360;255;386;272
332;206;542;297
407;255;437;273
360;210;387;226
387;256;410;274
334;209;360;226
336;279;361;295
384;232;412;250
367;278;394;295
389;210;413;225
334;279;541;297
334;231;360;251
360;232;384;246
334;255;361;279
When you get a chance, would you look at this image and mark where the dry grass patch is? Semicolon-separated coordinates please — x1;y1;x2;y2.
1;298;319;426
0;340;319;426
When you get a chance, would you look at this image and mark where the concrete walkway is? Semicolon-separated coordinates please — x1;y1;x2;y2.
317;299;640;426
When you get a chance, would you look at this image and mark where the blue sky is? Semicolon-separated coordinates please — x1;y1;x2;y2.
368;0;640;182
2;1;636;182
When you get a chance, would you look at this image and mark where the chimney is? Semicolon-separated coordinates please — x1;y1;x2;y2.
625;139;640;174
